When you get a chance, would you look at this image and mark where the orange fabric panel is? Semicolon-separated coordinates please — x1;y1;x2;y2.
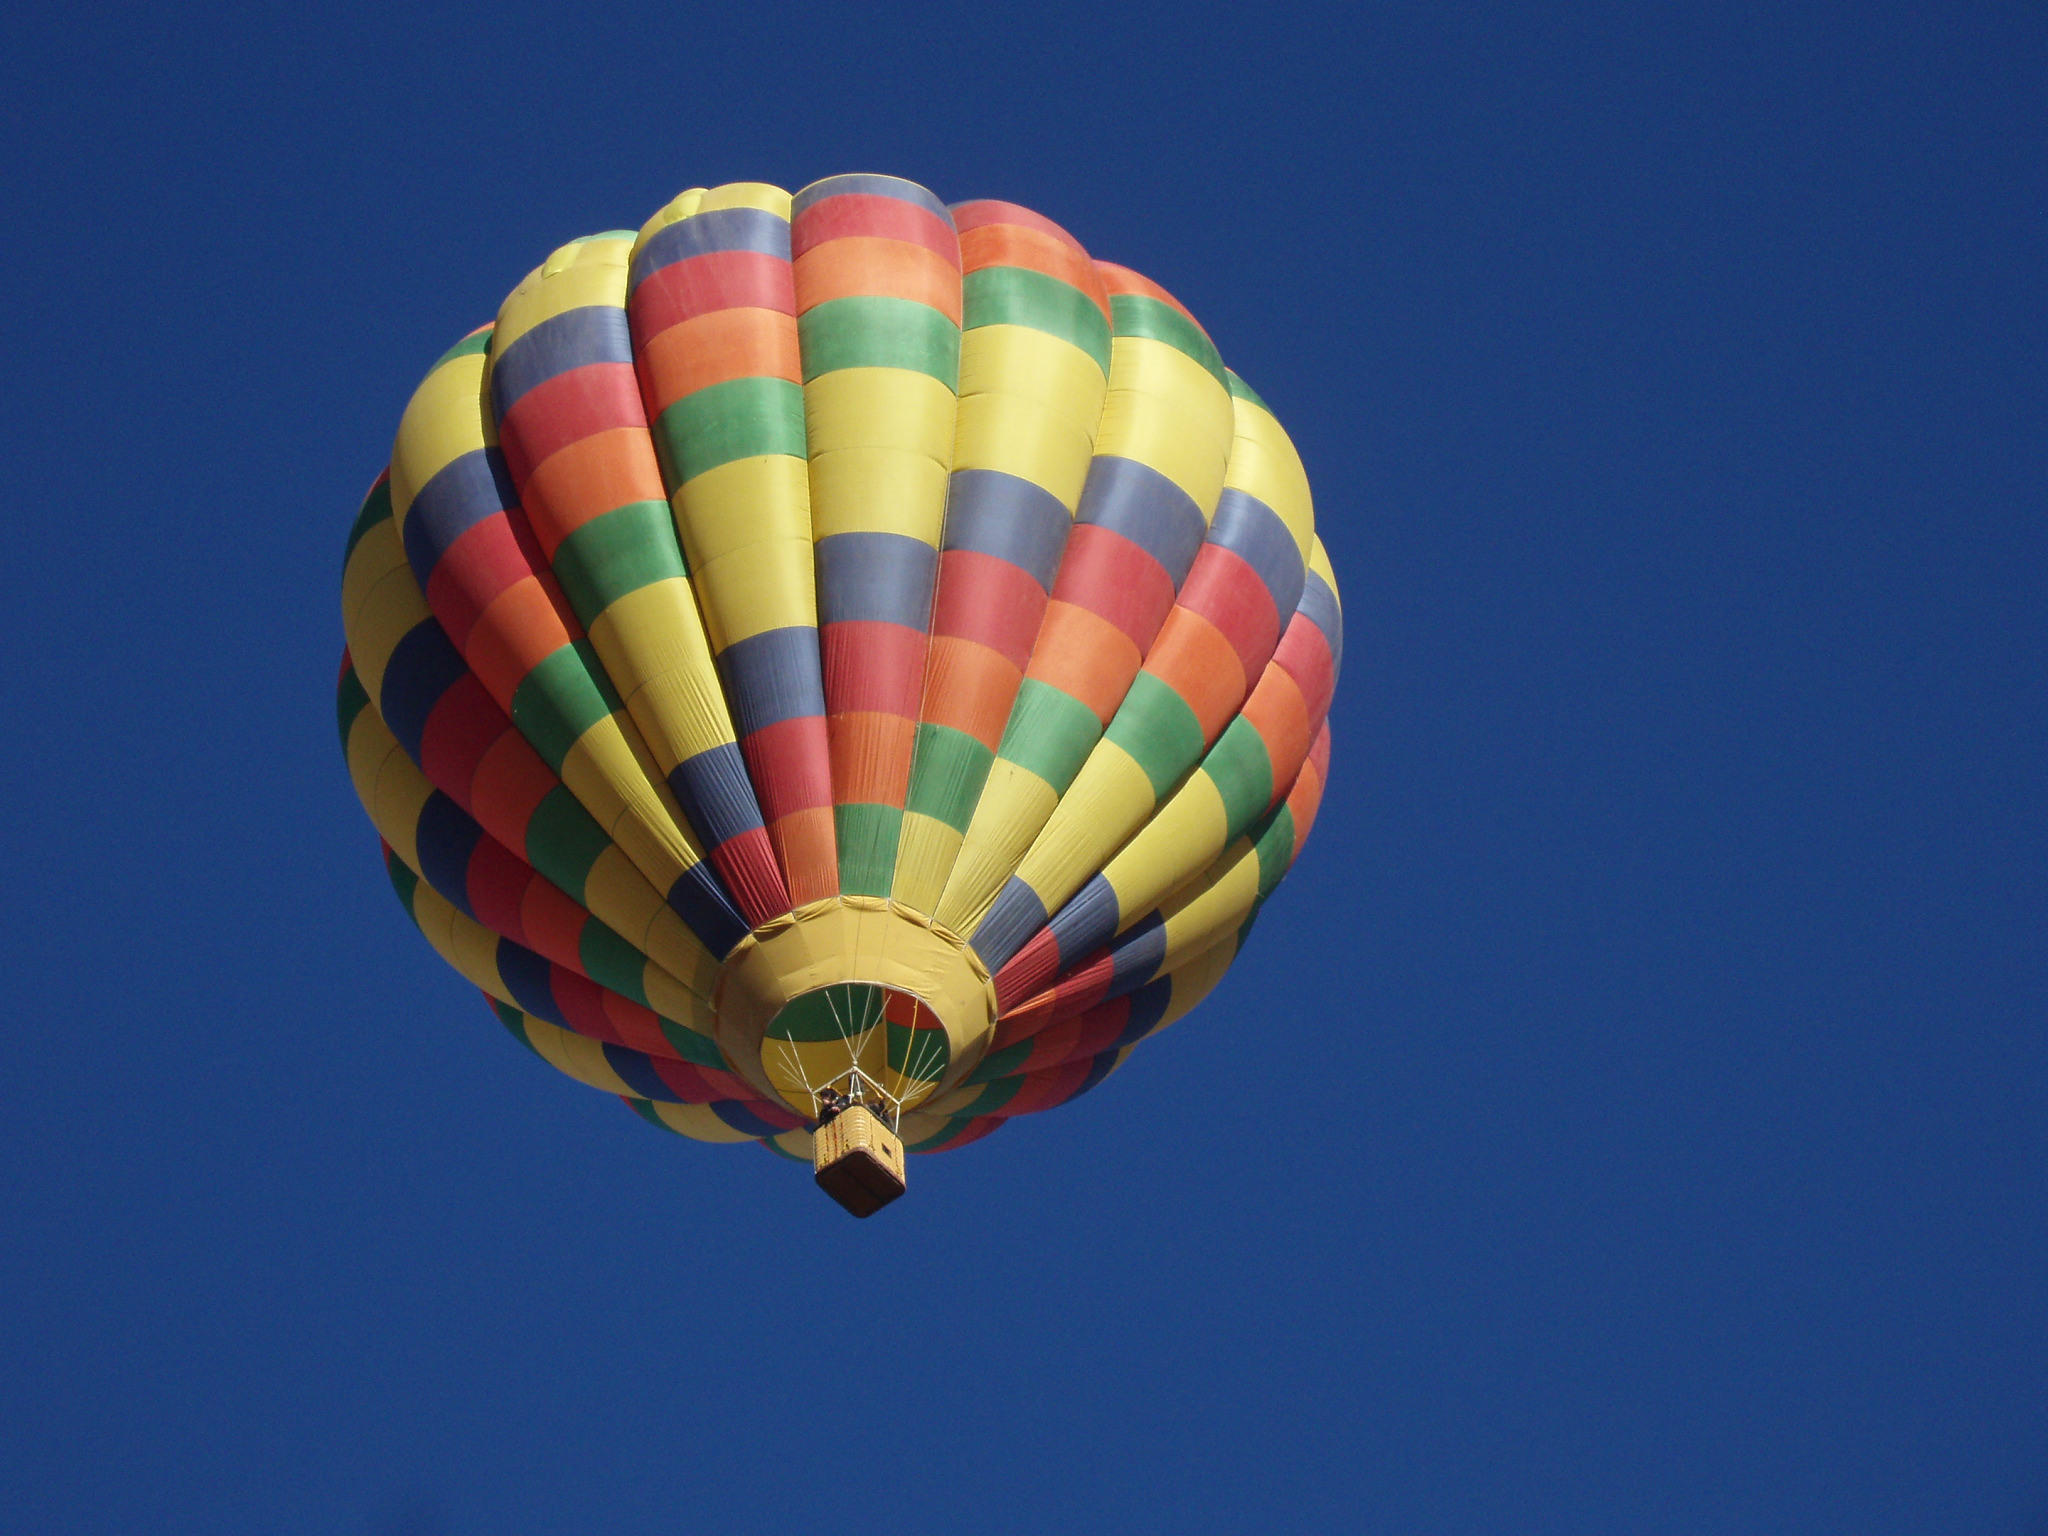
920;636;1023;750
1238;667;1312;799
794;238;964;327
1144;608;1247;742
524;427;668;540
770;805;840;908
829;710;919;804
1025;601;1141;723
466;581;577;703
638;306;802;407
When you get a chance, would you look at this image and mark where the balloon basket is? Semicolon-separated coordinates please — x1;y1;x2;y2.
812;1104;906;1218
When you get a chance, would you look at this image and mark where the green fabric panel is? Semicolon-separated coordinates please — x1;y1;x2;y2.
432;328;494;371
1224;369;1270;412
886;1021;950;1080
901;1116;971;1152
383;845;420;916
996;679;1102;793
760;1134;808;1162
508;641;621;771
523;785;609;897
343;477;393;566
336;665;372;749
490;996;541;1056
904;723;995;833
1251;804;1298;897
1202;717;1277;839
954;1074;1024;1117
798;296;960;390
656;376;806;487
552;500;688;619
657;1017;729;1069
1105;671;1207;799
962;267;1112;376
835;801;904;896
577;920;651;1006
965;1036;1035;1085
1109;293;1227;391
770;982;885;1042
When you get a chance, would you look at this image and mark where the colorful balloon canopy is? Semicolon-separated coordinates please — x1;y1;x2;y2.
339;175;1341;1169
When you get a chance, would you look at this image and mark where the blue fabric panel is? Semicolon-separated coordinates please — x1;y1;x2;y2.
1205;489;1307;621
710;1100;789;1137
379;618;471;764
815;532;938;628
1297;568;1344;682
793;174;952;225
1105;911;1168;996
942;469;1071;591
494;939;563;1026
665;863;749;959
716;626;828;739
971;876;1050;973
1047;874;1121;970
1116;973;1175;1046
490;305;634;417
413;792;486;920
1075;456;1208;586
668;742;767;851
403;447;518;590
629;206;790;291
601;1042;679;1103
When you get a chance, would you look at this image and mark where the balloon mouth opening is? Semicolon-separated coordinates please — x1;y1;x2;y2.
761;981;952;1121
709;895;998;1118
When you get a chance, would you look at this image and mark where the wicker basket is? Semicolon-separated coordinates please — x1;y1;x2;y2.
812;1105;907;1217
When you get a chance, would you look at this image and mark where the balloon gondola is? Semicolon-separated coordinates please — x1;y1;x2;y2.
339;175;1342;1214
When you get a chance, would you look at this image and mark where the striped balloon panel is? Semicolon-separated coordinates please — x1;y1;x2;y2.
380;329;748;953
491;234;787;926
954;934;1237;1092
628;184;839;908
970;369;1317;969
343;660;719;1046
480;1001;800;1131
624;1094;809;1145
1008;722;1331;1029
888;200;1113;914
382;844;738;1073
991;536;1342;1005
791;174;962;897
931;260;1236;940
345;464;748;961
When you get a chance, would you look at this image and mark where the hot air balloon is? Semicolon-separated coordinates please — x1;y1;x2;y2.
339;176;1342;1215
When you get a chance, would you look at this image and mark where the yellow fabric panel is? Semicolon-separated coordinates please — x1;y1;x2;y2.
1223;394;1315;558
890;810;963;917
951;391;1099;508
345;564;433;708
343;724;422;869
390;350;491;518
1308;536;1340;609
676;453;813;567
642;966;718;1037
676;455;816;646
583;575;736;768
558;725;707;892
632;187;708;257
1009;739;1157;912
493;236;631;353
1094;337;1234;512
643;1099;762;1143
1157;931;1237;1021
957;324;1106;445
807;448;951;542
409;880;515;1005
340;516;410;651
1100;769;1232;926
698;181;792;218
584;848;720;1000
1156;838;1264;972
933;763;1061;935
767;1127;816;1159
804;367;956;463
518;1012;640;1097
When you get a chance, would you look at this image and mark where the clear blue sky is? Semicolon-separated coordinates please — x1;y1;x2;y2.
3;3;2042;1532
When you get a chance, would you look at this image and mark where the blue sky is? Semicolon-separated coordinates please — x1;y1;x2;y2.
2;3;2042;1532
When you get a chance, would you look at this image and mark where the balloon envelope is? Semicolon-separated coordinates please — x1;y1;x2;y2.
339;176;1342;1164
